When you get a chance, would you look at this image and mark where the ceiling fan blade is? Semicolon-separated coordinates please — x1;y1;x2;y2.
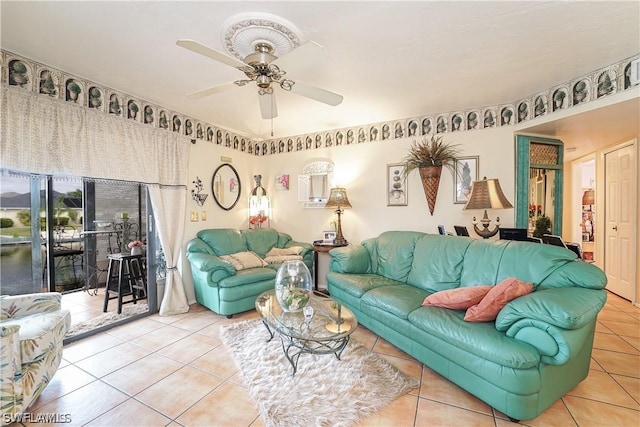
187;81;238;99
259;92;278;120
176;39;246;70
289;81;343;106
272;41;327;74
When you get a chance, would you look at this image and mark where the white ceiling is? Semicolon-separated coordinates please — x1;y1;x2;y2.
1;1;639;152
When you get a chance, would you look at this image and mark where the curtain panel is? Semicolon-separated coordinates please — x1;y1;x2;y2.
148;186;189;316
1;85;189;186
1;84;190;315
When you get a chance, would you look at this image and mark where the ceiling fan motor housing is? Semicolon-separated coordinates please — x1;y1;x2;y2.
244;42;277;67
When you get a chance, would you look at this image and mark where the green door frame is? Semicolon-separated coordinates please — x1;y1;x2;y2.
515;135;564;235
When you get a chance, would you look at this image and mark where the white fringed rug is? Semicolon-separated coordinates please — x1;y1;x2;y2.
66;303;148;338
220;319;418;427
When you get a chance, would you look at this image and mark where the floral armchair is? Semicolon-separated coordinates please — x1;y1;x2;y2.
0;293;70;422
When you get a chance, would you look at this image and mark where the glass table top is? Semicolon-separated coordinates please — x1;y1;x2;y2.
255;289;357;341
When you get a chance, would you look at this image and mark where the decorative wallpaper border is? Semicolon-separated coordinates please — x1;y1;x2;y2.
2;49;637;157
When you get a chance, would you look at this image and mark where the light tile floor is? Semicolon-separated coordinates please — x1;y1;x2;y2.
20;291;640;426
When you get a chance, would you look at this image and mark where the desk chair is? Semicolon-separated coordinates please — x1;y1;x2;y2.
454;226;470;237
499;228;528;241
542;234;583;259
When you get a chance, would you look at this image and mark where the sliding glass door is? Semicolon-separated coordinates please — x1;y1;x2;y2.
1;170;154;301
0;172;46;295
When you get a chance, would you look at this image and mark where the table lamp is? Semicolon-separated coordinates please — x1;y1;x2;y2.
324;187;352;245
463;177;513;239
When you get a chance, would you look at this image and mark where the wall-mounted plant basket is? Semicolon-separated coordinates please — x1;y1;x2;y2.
419;166;442;215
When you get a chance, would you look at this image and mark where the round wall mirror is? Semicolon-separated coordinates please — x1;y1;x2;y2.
211;163;241;210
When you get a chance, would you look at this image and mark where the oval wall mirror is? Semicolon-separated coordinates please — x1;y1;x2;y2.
211;163;241;211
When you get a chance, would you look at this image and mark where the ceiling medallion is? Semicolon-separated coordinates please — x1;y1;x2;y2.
221;12;302;61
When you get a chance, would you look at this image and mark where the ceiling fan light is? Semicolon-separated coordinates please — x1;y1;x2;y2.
256;75;271;89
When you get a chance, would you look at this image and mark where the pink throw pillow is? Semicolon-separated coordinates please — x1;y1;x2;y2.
422;286;493;310
464;277;533;322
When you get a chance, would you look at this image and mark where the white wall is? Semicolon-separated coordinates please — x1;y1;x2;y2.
179;126;517;303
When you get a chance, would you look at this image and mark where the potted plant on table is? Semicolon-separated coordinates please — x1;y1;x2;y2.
403;136;461;215
533;215;552;238
128;240;145;256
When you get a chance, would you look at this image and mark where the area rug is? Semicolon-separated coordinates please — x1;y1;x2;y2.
65;303;148;338
220;319;419;427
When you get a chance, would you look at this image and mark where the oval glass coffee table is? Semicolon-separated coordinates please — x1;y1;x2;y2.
255;289;358;376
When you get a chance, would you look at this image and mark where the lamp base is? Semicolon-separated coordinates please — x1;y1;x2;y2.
333;209;348;246
472;210;501;239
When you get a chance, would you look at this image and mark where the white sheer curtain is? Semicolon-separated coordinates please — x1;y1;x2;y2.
1;84;190;314
149;186;189;315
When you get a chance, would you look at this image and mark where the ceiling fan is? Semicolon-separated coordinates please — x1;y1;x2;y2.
176;39;343;120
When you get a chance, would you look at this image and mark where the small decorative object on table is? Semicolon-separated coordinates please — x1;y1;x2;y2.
128;240;144;256
275;260;312;312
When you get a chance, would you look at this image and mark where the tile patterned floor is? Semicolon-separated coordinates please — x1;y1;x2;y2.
20;291;640;426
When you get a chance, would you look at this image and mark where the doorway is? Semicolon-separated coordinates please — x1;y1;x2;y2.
571;157;596;262
603;140;637;301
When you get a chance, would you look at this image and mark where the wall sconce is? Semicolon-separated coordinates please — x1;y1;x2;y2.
324;187;352;245
191;176;208;206
463;177;513;239
249;175;270;228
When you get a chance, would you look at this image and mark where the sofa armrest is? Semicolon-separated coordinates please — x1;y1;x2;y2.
495;287;606;365
287;241;313;265
500;317;596;365
187;252;235;281
0;324;23;418
1;292;62;320
328;245;371;274
287;240;312;254
495;287;607;331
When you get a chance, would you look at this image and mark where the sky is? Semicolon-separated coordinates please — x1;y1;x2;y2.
0;175;82;195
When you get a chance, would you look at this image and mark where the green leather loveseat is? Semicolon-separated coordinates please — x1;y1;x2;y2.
326;231;607;422
186;228;313;317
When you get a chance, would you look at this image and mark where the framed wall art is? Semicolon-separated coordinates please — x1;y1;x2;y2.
454;156;479;204
387;163;408;206
275;174;289;190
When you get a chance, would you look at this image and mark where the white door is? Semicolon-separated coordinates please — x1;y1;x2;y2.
604;143;637;300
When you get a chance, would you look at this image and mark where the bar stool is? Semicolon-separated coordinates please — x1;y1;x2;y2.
103;253;147;314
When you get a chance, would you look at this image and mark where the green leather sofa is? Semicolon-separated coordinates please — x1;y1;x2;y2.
186;228;313;317
326;231;607;422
